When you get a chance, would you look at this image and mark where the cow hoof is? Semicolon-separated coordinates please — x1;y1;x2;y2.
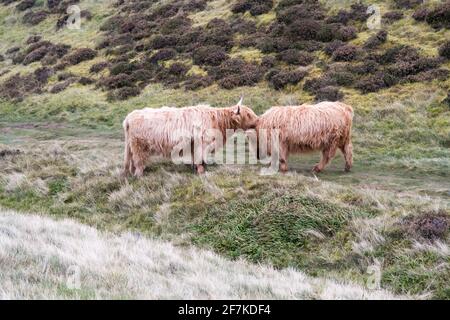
312;166;322;173
345;167;351;173
196;165;205;175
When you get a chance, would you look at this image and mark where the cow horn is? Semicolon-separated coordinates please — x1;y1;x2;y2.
237;96;244;106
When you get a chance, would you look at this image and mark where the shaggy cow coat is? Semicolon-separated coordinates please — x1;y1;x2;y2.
123;103;258;176
256;101;354;173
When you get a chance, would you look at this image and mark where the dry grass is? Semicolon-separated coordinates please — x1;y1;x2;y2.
0;209;403;300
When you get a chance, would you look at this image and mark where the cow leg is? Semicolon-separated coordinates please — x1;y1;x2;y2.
130;139;147;178
279;142;289;173
313;144;337;173
340;141;353;172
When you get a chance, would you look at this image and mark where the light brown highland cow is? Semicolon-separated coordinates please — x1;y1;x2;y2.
257;101;354;173
123;99;258;177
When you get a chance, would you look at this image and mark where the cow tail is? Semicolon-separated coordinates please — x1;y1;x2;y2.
122;119;132;176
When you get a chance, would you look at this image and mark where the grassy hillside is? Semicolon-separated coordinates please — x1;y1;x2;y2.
0;0;449;299
0;209;403;299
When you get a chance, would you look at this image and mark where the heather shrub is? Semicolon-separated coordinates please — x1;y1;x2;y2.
16;0;35;11
324;40;345;56
439;41;450;59
315;86;343;102
382;11;404;23
277;49;314;66
232;0;273;16
412;6;428;21
99;74;134;89
149;48;177;64
355;73;386;93
394;0;423;9
90;61;110;73
267;69;307;90
184;75;213;90
336;26;357;41
108;86;141;100
213;58;263;89
110;61;138;75
193;46;229;66
26;35;41;44
22;10;48;25
63;48;97;65
425;1;450;29
332;44;357;61
364;30;388;49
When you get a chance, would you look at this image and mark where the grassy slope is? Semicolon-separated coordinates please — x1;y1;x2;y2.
0;0;449;299
2;209;404;299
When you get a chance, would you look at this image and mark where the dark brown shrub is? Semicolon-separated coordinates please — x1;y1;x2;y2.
349;3;369;22
328;70;355;86
81;10;92;20
213;58;263;88
336;26;357;41
63;48;96;65
382;11;404;23
376;45;420;64
0;54;4;62
332;44;358;61
326;10;351;25
193;46;228;66
108;86;141;100
232;0;273;16
277;49;314;66
439;41;450;59
148;34;178;49
149;48;177;64
355;73;386;93
167;62;189;76
315;86;344;102
89;61;110;73
324;40;345;56
185;75;213;90
34;67;53;83
78;77;94;85
401;211;449;240
22;10;48;25
99;73;134;89
130;69;152;82
350;60;379;75
364;30;388;49
0;72;46;100
53;62;68;71
26;35;41;44
110;61;138;75
16;0;35;11
6;47;20;55
261;56;276;69
425;1;450;29
230;18;257;34
267;69;307;90
23;46;49;65
57;72;75;81
403;68;449;83
278;2;325;23
12;52;26;65
288;19;322;41
394;0;423;9
443;92;450;107
412;6;428;21
50;80;72;94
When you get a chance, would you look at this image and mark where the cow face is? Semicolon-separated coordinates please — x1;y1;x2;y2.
230;98;259;130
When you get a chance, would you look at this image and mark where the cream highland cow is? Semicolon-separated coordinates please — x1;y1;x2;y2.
123;99;258;176
257;102;354;173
